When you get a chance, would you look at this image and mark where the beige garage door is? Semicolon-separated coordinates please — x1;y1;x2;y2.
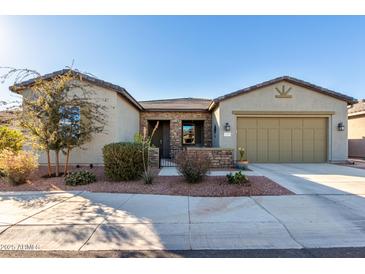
237;117;327;163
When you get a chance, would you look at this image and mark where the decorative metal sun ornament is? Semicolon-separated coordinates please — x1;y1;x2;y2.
275;85;293;98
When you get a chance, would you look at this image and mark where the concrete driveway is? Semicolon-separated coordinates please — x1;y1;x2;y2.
1;164;365;252
249;163;365;195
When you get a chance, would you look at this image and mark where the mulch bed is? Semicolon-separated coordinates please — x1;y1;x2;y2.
0;166;293;197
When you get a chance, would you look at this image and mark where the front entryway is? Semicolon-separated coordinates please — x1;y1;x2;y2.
149;120;170;159
237;117;328;163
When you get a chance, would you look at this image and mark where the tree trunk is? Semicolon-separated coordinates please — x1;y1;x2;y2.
64;147;70;175
46;149;52;177
55;150;60;177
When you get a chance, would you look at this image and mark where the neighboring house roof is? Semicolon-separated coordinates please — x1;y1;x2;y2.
210;76;357;110
139;97;212;111
0;109;19;126
9;69;143;110
348;100;365;117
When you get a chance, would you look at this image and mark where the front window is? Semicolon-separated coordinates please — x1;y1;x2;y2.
60;106;81;138
60;106;80;125
182;123;195;145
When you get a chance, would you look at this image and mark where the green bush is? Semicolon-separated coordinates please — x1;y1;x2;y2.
0;126;24;152
226;171;249;185
65;170;96;186
176;151;210;183
103;142;147;181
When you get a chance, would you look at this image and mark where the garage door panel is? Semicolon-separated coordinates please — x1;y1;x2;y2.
246;128;258;162
303;118;326;129
314;128;326;140
292;128;303;162
314;129;327;162
258;118;279;128
237;117;327;163
257;128;268;162
279;128;292;162
238;118;257;129
303;128;315;162
280;118;302;129
267;128;279;162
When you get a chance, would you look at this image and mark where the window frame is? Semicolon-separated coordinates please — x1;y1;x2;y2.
182;122;196;145
59;106;81;139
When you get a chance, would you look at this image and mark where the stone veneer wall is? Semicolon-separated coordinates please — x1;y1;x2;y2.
140;111;212;150
148;147;160;168
186;147;234;168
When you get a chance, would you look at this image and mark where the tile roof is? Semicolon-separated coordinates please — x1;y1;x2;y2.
9;71;357;113
139;97;212;111
211;76;357;109
9;69;143;110
348;100;365;116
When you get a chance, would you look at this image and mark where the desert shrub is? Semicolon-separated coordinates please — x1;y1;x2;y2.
0;126;24;152
226;171;249;185
176;151;211;183
142;168;155;184
103;142;147;181
65;170;96;186
0;149;38;185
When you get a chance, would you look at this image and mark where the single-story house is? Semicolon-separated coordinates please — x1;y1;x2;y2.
11;70;357;166
348;100;365;158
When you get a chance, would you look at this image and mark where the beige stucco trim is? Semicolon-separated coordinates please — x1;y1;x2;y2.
232;111;335;115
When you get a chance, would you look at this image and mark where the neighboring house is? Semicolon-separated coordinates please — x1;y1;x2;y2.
348;100;365;158
10;70;356;165
0;109;19;126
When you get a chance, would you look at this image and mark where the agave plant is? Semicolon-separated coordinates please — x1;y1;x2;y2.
238;147;246;161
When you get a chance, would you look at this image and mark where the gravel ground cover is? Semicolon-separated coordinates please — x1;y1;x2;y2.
0;166;293;196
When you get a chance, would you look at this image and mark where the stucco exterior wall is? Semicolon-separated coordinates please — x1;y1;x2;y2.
212;106;220;147
116;95;140;142
23;82;140;165
215;80;349;162
348;115;365;158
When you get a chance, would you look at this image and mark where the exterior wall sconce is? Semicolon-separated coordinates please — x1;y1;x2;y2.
224;122;231;131
337;122;345;131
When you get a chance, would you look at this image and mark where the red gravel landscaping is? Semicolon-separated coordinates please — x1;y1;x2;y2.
0;166;293;197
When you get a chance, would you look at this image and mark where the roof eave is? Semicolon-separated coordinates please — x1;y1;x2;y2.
208;101;217;111
213;76;357;105
349;110;365;117
142;108;210;112
8;69;143;110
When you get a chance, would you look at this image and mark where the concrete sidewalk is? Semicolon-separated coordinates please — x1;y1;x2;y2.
2;190;365;251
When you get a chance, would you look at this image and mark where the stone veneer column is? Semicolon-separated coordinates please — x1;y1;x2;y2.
170;118;182;150
204;119;212;147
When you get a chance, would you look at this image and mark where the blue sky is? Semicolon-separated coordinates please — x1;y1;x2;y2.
0;16;364;105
